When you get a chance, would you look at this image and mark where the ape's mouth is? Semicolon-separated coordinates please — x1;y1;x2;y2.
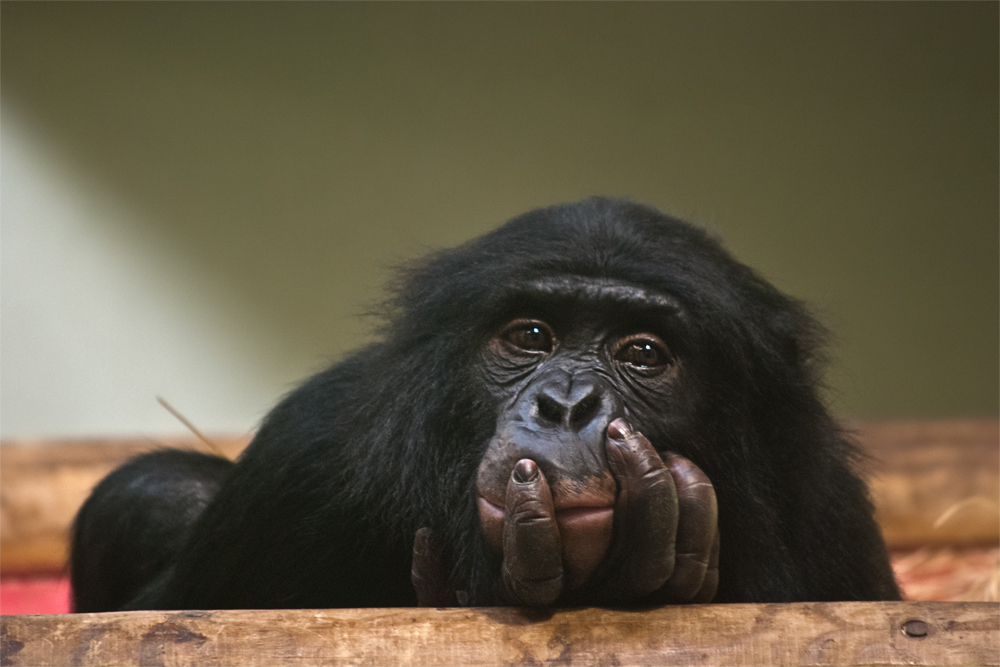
475;496;614;523
554;504;614;524
476;492;615;592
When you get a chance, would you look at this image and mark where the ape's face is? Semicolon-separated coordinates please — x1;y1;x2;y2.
475;276;699;594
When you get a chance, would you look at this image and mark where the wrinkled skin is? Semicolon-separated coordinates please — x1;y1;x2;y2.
413;296;720;606
413;419;719;606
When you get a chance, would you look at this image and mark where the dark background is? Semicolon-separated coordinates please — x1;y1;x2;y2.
2;2;996;428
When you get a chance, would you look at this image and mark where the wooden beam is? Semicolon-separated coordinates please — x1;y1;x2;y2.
2;602;997;667
0;437;250;574
1;420;997;573
864;420;999;548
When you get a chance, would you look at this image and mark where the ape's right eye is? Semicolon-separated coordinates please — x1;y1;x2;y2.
501;320;555;353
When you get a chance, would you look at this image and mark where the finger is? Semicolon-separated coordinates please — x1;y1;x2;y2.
601;419;678;601
691;529;720;603
651;452;718;602
411;527;458;607
500;459;563;606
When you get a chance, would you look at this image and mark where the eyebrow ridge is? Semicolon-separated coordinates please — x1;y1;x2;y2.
521;276;681;312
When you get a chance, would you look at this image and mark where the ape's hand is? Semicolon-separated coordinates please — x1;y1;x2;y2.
596;419;719;604
411;418;718;606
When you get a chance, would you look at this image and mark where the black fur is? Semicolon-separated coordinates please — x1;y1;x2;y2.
71;198;900;610
70;450;233;612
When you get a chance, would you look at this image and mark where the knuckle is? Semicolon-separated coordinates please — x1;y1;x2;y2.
509;499;553;523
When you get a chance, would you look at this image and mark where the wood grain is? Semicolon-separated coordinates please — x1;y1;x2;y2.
2;602;997;667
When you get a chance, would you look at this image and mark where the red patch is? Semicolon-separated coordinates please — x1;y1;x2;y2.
0;576;71;615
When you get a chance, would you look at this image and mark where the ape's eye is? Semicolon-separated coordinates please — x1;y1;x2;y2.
501;320;554;353
613;335;672;368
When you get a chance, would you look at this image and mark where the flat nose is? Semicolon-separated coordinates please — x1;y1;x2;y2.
533;375;605;432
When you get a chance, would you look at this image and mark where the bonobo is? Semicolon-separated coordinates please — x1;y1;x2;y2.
71;198;900;611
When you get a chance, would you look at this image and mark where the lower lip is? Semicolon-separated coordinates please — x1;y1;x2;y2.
476;496;614;590
556;505;614;529
478;496;505;523
477;497;613;524
556;505;614;590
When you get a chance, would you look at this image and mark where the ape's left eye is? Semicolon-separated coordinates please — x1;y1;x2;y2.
501;320;554;353
613;335;672;368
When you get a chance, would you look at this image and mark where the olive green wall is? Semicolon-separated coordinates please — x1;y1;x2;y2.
1;2;996;434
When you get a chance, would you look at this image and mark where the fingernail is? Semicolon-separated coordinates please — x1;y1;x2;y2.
607;418;632;442
512;459;539;483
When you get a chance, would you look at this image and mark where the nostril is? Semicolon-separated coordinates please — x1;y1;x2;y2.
569;392;602;430
536;393;565;425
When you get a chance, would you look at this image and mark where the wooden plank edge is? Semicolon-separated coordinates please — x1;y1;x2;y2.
2;601;998;667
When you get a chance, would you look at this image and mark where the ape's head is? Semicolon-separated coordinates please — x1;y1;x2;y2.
391;197;827;605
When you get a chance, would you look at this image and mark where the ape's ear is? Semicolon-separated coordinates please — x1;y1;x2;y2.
411;527;460;607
